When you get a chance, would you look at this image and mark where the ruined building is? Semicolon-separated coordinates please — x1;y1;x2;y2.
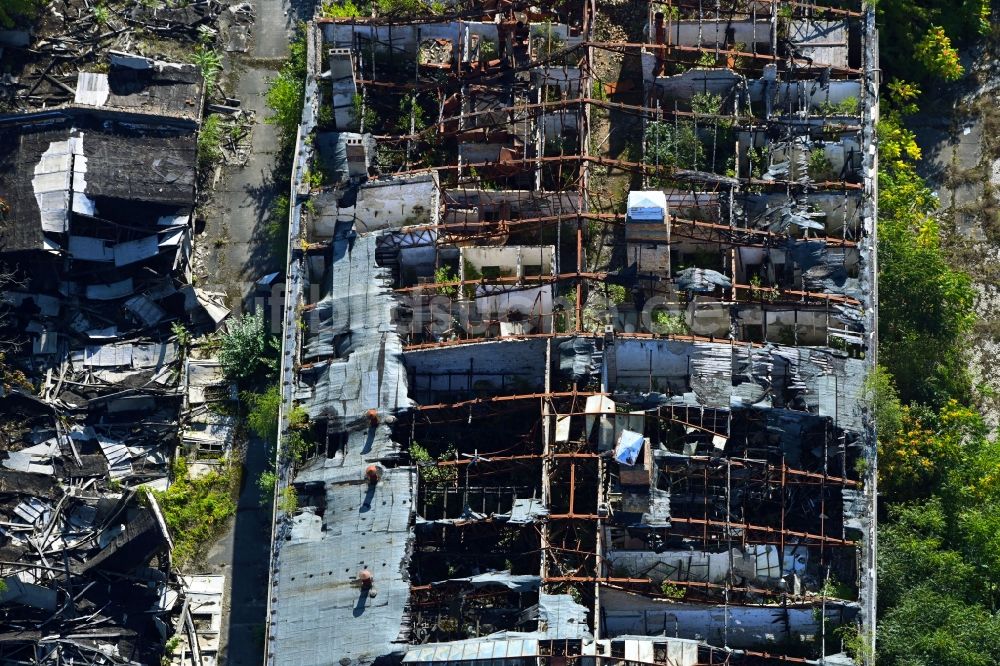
268;1;877;665
0;54;230;663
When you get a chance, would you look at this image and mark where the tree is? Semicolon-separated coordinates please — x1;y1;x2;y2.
218;309;278;383
914;26;964;81
879;589;1000;666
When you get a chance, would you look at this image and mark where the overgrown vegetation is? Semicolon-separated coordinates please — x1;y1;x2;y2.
192;46;222;94
876;0;986;83
197;114;224;169
264;26;308;150
871;20;996;661
0;0;40;28
652;310;689;336
218;309;279;384
153;457;237;567
411;443;458;485
643;120;704;183
243;385;281;443
277;486;298;513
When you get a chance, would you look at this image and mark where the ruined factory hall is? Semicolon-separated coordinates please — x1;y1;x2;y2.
265;1;878;665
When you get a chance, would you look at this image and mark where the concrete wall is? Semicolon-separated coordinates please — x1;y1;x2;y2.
404;338;549;400
665;20;771;49
461;245;555;279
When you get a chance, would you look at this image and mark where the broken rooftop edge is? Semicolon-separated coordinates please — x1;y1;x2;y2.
267;3;878;666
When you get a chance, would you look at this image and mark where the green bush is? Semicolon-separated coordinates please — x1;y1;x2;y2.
192;47;222;93
197;114;224;168
644;120;704;180
320;0;370;17
153;458;237;566
278;486;298;513
876;0;986;81
243;385;281;442
258;470;277;498
219;309;279;383
265;28;308;149
411;442;458;485
652;311;688;336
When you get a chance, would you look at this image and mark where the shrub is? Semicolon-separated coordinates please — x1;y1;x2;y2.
652;311;689;335
258;470;277;498
278;486;298;513
265;28;308;149
192;47;222;93
660;580;685;599
320;0;370;17
411;442;458;485
434;265;459;297
243;385;281;442
606;283;628;305
914;25;964;81
690;91;722;115
197;114;224;168
219;309;279;383
644;120;704;177
153;457;237;566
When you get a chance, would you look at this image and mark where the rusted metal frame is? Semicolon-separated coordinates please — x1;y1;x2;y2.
546;575;775;596
389;155;864;190
430;452;599;467
394;269;852;305
402;330;730;351
370;95;860;144
731;283;861;305
586;41;862;75
666;516;854;546
393;270;607;294
685;455;859;487
660;461;850;489
648;0;864;18
390;212;856;248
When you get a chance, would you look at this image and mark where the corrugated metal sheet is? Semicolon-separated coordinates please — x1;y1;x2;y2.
68;235;114;261
31;138;72;235
114;235;161;267
74;72;111;107
86;278;134;300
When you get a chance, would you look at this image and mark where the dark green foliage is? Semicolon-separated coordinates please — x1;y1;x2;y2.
0;0;41;28
218;309;279;383
876;0;987;81
644;120;704;185
877;167;975;406
879;589;1000;666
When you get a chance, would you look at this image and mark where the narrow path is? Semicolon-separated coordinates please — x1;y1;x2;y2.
197;0;310;663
